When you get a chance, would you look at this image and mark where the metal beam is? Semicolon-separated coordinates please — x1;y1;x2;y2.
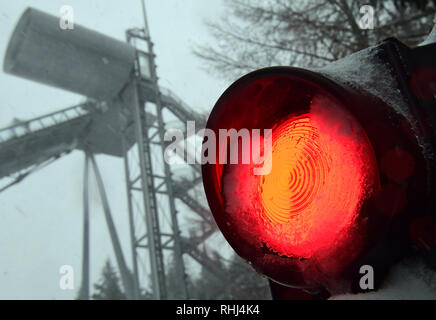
89;153;135;300
126;80;167;299
78;152;90;300
122;135;141;299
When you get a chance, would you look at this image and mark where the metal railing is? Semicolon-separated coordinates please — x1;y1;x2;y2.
159;86;207;124
0;102;94;144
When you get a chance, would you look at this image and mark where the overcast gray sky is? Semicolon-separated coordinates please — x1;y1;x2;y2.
0;0;229;299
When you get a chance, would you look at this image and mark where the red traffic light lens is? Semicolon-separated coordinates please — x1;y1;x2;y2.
201;51;436;294
229;103;378;259
203;67;381;289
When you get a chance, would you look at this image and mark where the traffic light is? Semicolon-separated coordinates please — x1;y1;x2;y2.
202;32;436;299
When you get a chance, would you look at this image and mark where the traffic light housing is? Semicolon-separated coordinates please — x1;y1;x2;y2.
202;35;436;298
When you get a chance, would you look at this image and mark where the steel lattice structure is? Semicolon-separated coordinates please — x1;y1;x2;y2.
0;3;221;299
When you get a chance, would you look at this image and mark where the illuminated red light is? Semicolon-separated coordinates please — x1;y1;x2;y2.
203;67;429;293
221;94;379;259
259;116;325;225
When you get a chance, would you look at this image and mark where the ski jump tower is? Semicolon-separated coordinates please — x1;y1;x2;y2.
0;5;218;299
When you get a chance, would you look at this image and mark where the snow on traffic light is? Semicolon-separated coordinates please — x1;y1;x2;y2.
202;36;436;297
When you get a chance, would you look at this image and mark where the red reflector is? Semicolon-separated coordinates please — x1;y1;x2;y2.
221;87;379;259
259;115;325;225
203;68;386;288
